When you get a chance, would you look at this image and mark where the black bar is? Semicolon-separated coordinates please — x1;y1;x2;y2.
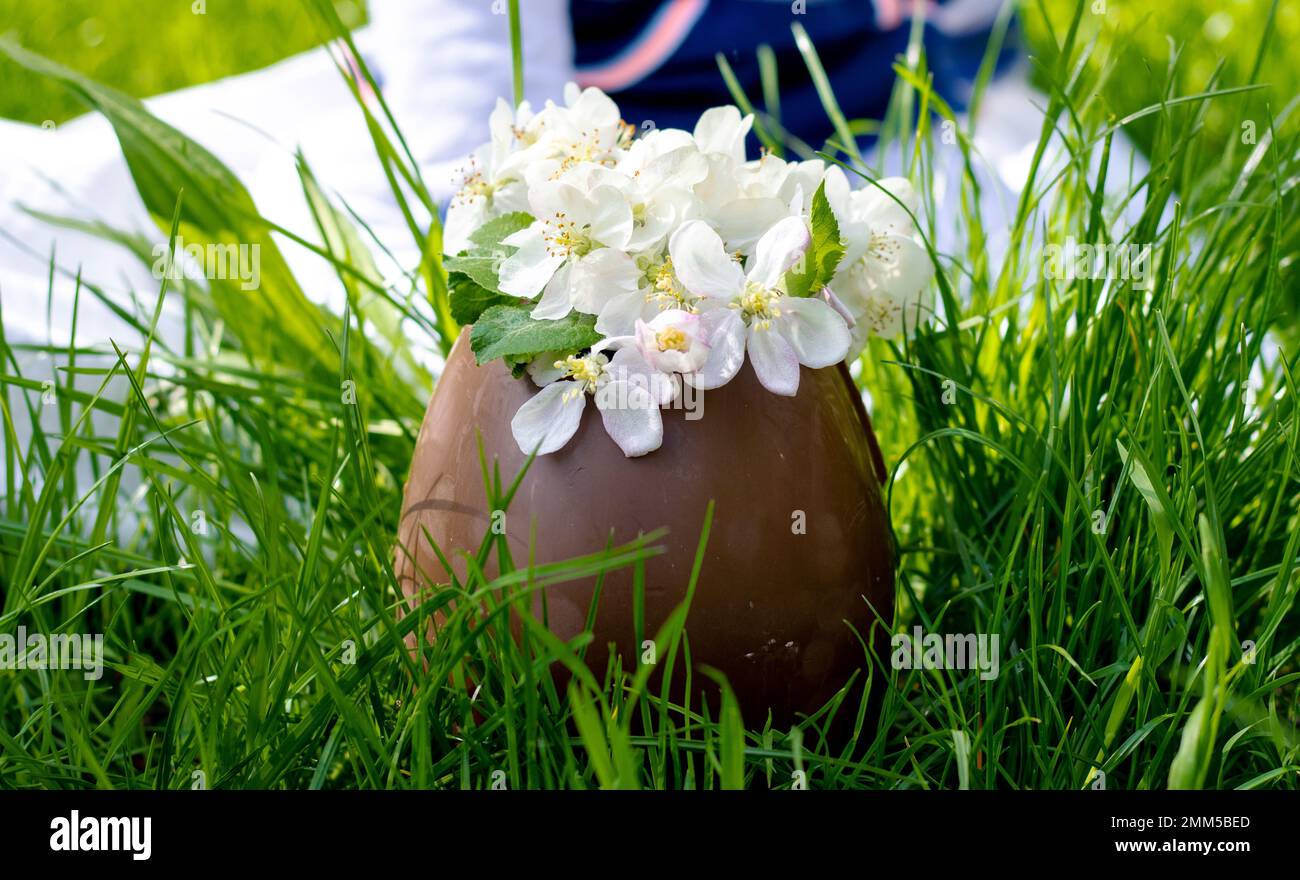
1;790;1284;866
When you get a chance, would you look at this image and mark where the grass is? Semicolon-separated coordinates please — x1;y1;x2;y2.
0;0;1297;789
1025;0;1300;176
0;0;365;124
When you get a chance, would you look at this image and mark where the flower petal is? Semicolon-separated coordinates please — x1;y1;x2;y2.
638;312;710;374
693;105;752;164
821;165;852;228
819;286;857;328
526;180;582;227
443;188;488;256
525;352;567;387
511;381;586;455
689;307;746;390
498;226;564;298
595;379;664;457
568;85;620;127
857;232;934;296
530;262;575;319
777;296;851;368
589;185;634;249
710;197;786;255
780;159;827;207
610;346;679;405
669;220;745;301
747;324;800;396
595;289;652;337
627;186;696;252
694;153;741;208
747;216;811;289
838;233;936;340
642;144;709;189
567;248;639;316
858;176;920;230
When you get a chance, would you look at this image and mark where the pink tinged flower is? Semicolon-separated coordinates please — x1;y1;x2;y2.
746;320;800;396
510;348;670;458
818;286;857;328
594;348;674;457
606;346;678;408
689;308;746;390
633;309;710;374
669;217;851;396
510;376;589;456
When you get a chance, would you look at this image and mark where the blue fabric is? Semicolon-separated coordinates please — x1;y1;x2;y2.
570;0;1016;148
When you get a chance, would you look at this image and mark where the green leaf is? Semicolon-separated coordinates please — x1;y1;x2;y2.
784;180;845;298
568;683;617;788
1084;655;1142;788
701;667;746;791
469;212;534;250
470;304;602;365
444;253;506;294
1197;512;1236;659
445;213;536;313
447;273;519;326
1168;696;1216;790
951;729;972;790
1116;440;1175;573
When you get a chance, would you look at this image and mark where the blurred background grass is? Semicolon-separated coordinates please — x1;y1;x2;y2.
0;0;1294;167
0;0;366;124
1023;0;1298;176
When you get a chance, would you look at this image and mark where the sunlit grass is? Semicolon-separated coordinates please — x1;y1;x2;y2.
0;0;1296;789
1029;0;1300;175
0;0;364;124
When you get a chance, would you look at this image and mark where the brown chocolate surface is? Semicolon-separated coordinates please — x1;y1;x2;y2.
396;329;894;726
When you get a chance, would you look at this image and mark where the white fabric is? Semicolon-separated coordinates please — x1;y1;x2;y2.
0;0;574;351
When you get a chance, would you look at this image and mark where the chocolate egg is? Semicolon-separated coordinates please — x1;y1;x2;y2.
396;329;894;726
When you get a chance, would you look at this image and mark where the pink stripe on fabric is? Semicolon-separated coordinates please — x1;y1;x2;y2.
576;0;709;92
875;0;903;30
876;0;942;31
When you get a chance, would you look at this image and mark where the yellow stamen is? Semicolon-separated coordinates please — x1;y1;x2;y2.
555;353;607;393
542;212;593;259
735;280;783;329
452;158;494;206
644;257;693;310
655;327;689;352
